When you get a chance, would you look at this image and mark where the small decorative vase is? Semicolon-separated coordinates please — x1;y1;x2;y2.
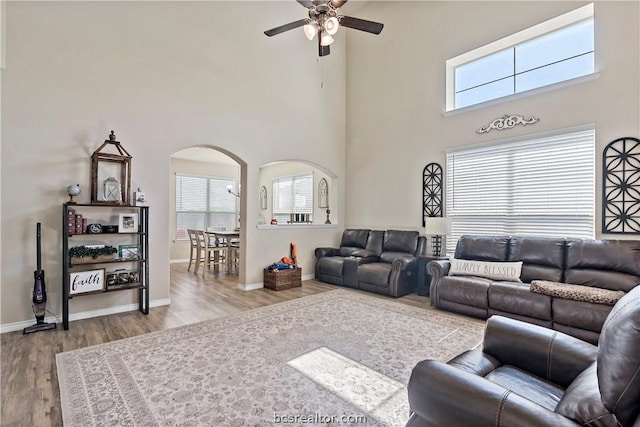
325;208;331;224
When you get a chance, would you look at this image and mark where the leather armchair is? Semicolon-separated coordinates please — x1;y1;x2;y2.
407;285;640;427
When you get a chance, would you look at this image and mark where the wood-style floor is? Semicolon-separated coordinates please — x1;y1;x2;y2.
0;263;434;427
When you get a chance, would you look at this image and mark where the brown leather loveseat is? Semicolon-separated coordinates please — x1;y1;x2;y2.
429;235;640;343
315;229;426;297
406;285;640;427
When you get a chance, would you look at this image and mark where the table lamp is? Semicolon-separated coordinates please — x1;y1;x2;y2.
424;217;451;257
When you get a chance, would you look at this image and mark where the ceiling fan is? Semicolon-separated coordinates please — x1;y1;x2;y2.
264;0;384;57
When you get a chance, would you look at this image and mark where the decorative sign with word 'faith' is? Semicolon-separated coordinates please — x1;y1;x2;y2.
69;269;105;295
477;114;539;134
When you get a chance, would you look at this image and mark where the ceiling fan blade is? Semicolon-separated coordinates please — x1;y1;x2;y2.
339;16;384;34
318;38;330;57
330;0;348;8
297;0;315;8
264;19;308;37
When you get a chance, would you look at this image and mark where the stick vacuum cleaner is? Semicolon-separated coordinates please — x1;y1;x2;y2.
23;223;57;334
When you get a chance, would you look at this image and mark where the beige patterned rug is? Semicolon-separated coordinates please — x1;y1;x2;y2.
56;289;485;426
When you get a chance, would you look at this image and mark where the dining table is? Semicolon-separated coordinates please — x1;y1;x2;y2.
205;230;240;272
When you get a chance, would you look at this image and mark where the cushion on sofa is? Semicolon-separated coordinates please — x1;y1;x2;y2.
383;230;419;253
449;258;523;282
507;237;566;283
455;235;510;262
530;280;625;305
339;229;370;249
565;239;640;291
338;247;377;258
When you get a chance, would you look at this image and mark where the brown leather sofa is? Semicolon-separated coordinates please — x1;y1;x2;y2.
429;235;640;343
406;285;640;427
315;229;426;297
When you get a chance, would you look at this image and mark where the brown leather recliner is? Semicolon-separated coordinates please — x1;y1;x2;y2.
356;230;426;297
406;285;640;427
315;229;383;288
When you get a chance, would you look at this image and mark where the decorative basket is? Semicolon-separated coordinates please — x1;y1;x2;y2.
71;254;116;265
263;268;301;291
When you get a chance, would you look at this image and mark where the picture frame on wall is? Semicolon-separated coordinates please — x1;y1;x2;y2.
118;213;138;233
119;244;140;260
69;269;105;295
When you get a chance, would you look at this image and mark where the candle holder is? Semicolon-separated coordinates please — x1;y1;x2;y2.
325;208;331;224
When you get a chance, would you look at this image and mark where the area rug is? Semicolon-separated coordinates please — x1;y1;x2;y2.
56;289;485;426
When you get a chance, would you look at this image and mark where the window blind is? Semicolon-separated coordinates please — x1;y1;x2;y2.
272;173;313;222
175;174;238;240
445;129;595;254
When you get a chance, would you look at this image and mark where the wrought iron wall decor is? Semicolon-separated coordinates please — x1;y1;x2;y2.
602;137;640;233
318;178;329;208
423;163;443;226
477;114;539;134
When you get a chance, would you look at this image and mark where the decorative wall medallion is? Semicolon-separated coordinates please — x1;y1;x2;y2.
318;178;329;208
602;137;640;233
260;186;267;210
423;163;443;226
477;114;539;134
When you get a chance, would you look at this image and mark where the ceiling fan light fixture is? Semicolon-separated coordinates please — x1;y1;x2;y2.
324;16;339;35
320;32;335;46
303;22;318;40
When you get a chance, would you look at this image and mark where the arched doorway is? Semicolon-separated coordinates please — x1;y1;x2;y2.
168;146;245;305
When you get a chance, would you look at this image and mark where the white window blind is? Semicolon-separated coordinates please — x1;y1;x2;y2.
445;129;595;254
175;174;238;240
272;173;313;223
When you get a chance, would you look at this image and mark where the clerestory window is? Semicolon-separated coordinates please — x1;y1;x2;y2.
446;3;594;111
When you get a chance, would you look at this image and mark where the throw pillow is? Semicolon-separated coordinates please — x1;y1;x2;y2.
449;258;523;282
530;280;625;305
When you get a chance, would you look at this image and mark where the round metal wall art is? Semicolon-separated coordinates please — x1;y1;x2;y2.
423;163;443;226
602;137;640;233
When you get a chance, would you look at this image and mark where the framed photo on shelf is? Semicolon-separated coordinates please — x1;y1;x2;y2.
69;269;105;295
119;244;140;260
118;213;139;233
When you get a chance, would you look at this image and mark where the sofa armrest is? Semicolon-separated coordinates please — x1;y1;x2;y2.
408;360;580;427
427;259;451;306
483;316;597;387
391;254;417;271
314;247;339;259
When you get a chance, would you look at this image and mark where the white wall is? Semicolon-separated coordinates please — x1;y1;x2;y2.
346;1;640;234
1;1;346;327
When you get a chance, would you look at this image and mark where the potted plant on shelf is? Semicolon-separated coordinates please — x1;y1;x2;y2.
69;245;118;265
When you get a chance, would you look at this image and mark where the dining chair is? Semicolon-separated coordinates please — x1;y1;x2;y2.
187;229;207;275
227;239;240;273
205;231;226;272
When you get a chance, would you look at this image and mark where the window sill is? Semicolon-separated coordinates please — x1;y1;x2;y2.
256;224;340;230
443;72;600;116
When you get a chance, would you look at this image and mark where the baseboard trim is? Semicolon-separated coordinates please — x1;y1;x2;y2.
0;298;172;334
170;259;190;264
238;282;264;291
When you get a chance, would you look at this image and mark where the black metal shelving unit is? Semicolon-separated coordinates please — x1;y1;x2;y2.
62;203;149;330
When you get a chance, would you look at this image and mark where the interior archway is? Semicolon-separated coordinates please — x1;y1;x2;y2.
169;146;247;286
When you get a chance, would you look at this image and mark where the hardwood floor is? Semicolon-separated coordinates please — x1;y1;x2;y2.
0;264;434;426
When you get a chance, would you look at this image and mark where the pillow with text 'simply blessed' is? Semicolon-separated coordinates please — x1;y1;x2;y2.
449;258;523;282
